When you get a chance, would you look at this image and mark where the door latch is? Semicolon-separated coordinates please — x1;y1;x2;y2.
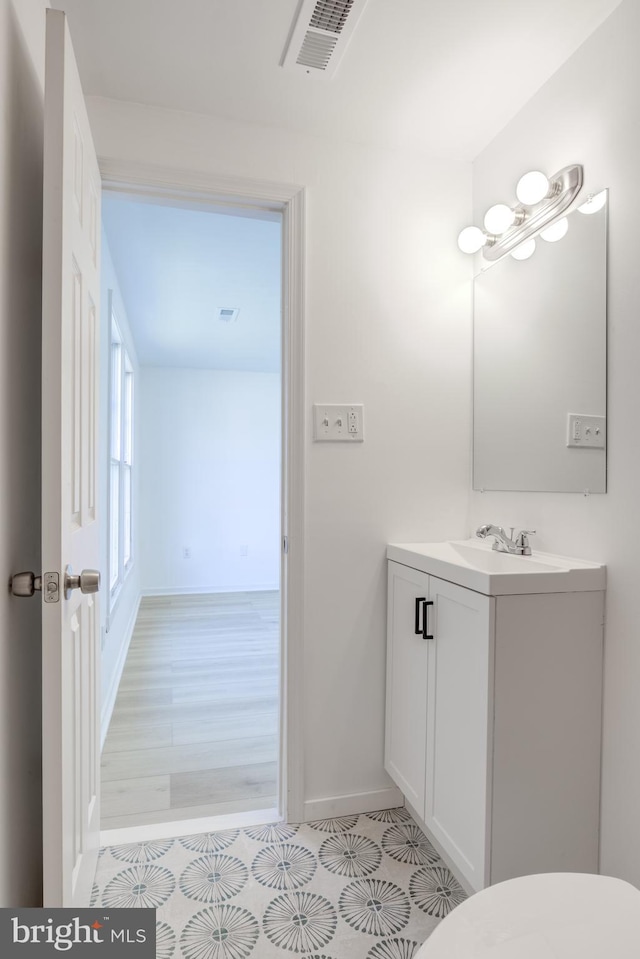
9;571;60;603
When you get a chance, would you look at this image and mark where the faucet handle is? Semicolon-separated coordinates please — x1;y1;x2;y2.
515;529;536;551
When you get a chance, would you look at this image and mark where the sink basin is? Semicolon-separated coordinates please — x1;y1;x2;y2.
449;543;563;574
387;539;605;595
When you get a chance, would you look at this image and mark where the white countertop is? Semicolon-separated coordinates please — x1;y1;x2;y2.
387;539;606;596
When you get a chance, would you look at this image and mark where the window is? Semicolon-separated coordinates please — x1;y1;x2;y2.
109;313;134;606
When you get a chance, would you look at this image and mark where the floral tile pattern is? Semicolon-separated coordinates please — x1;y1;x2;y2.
93;808;466;958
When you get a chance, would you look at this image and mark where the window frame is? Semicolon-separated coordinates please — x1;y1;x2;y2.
107;308;134;620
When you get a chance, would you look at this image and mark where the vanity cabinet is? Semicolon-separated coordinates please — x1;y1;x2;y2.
385;555;604;894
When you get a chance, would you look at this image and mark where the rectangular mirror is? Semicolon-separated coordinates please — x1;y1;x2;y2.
473;191;608;493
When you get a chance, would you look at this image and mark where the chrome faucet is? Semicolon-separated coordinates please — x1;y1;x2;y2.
475;524;536;556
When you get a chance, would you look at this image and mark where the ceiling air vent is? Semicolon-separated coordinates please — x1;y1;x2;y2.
282;0;370;78
217;308;239;322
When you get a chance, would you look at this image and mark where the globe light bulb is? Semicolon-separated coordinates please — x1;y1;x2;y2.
510;238;536;261
457;226;486;254
516;171;550;205
540;217;569;242
577;189;607;215
483;204;516;235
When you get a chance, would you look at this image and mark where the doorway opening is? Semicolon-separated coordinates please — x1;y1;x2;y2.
97;185;288;841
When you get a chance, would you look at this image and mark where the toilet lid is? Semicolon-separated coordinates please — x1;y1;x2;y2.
415;872;640;959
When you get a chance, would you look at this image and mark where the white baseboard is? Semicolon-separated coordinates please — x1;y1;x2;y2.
303;786;404;823
100;592;141;750
141;584;279;597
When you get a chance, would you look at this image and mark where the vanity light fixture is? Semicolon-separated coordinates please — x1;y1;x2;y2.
515;170;553;205
510;238;536;260
457;226;488;254
457;163;584;261
578;189;607;215
483;203;525;235
540;216;569;242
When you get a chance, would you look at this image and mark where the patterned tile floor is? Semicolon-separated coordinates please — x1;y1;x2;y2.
92;808;467;958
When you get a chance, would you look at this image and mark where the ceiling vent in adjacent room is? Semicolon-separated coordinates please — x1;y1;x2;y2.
216;308;239;322
282;0;370;78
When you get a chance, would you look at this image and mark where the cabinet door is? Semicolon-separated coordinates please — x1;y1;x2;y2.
385;561;430;815
425;577;493;891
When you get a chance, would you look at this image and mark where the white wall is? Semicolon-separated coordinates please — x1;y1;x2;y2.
87;96;473;813
99;227;141;740
468;0;640;886
139;367;280;593
0;0;48;906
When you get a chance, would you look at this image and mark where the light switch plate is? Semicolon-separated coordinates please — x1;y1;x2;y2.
567;413;606;449
313;404;364;441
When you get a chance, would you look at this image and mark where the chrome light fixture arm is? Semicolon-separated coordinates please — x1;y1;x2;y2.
457;164;583;261
482;164;583;261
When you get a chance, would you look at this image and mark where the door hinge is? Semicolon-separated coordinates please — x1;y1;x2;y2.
283;536;289;554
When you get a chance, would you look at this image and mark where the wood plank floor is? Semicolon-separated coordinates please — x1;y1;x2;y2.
100;591;280;830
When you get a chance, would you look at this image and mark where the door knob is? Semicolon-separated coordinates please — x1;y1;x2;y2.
10;571;42;597
64;566;100;600
9;570;60;602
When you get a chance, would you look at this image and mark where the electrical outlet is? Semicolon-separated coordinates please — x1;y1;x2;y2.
183;547;191;559
313;404;364;441
240;544;249;557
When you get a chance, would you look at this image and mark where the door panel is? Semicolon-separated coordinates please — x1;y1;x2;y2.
385;562;430;815
42;8;101;906
425;577;492;890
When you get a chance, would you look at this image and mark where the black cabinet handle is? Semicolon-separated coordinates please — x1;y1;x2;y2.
422;600;434;640
415;597;426;634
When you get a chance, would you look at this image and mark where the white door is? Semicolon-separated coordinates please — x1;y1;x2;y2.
42;8;102;906
424;576;492;891
384;561;430;815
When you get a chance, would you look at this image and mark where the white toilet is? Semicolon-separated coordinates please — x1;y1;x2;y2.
415;872;640;958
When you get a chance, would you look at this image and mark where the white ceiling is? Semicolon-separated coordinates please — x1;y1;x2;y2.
53;0;622;160
102;195;282;372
